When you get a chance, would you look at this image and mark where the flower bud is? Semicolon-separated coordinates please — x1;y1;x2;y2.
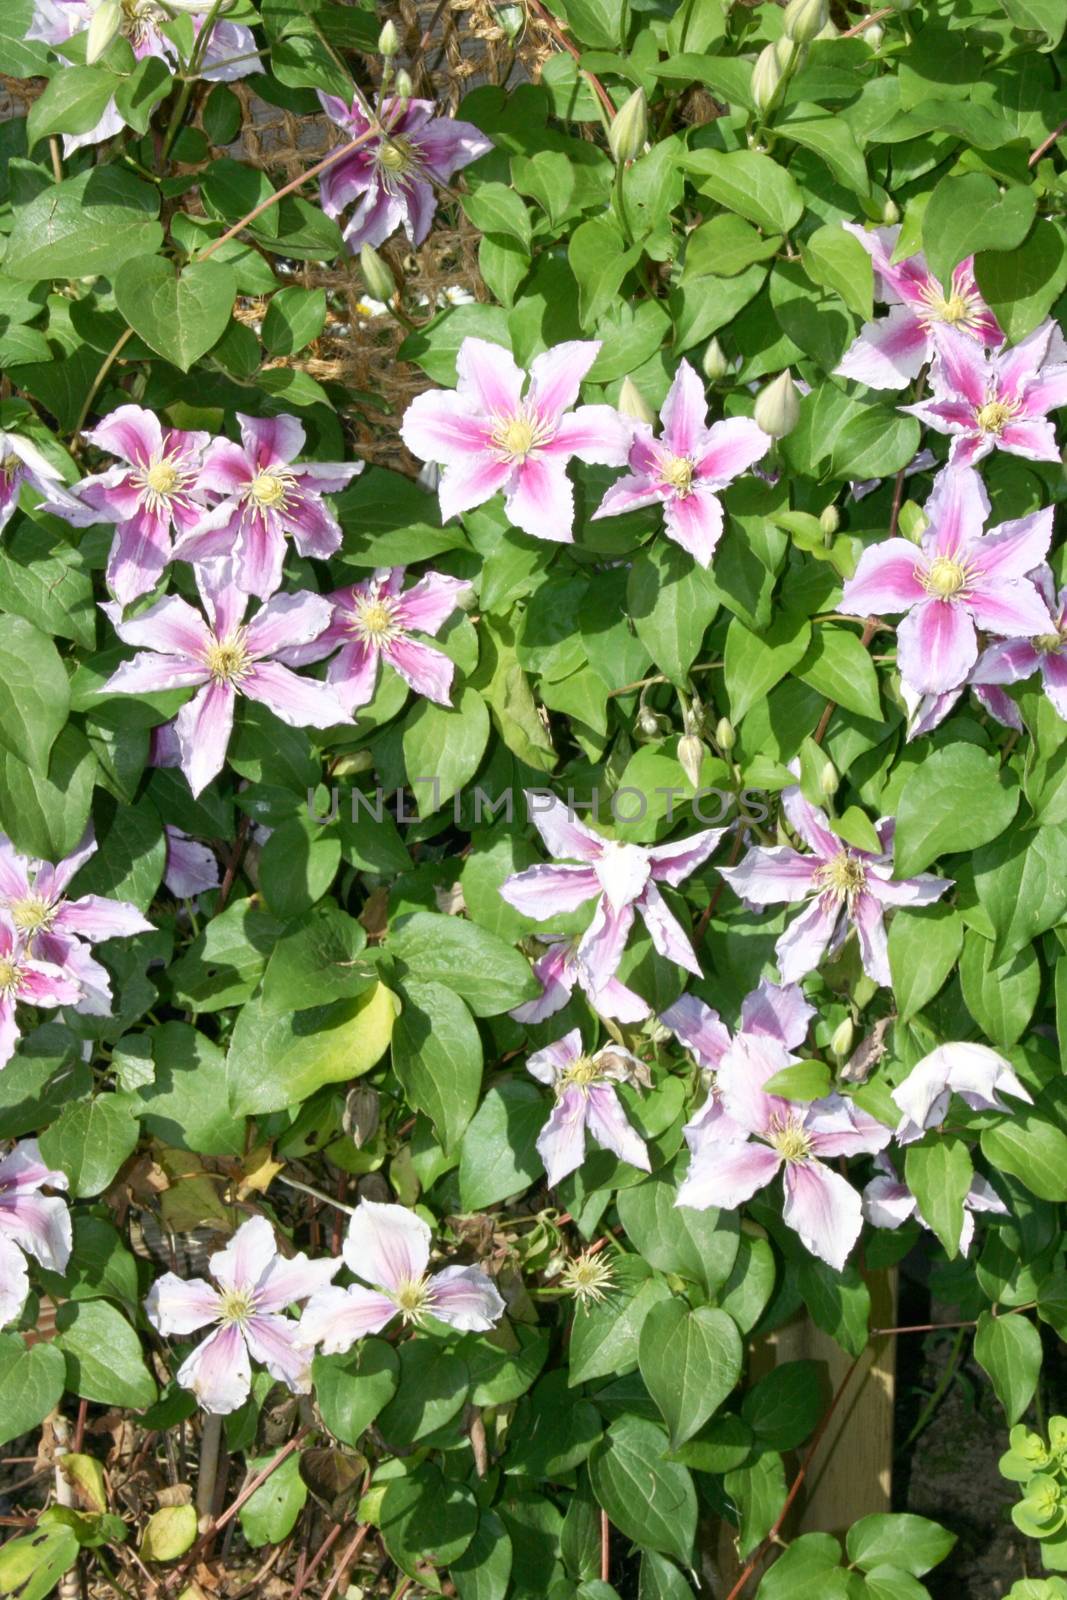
360;243;396;303
715;716;736;753
330;750;375;777
702;337;730;383
898;500;927;544
819;758;838;798
677;734;706;789
754;370;800;439
86;0;122;62
617;376;656;427
378;19;400;55
751;43;784;113
393;67;413;99
343;1085;380;1148
783;0;829;44
830;1017;855;1061
881;196;900;225
819;503;840;538
863;21;884;48
774;34;798;69
608;88;648;166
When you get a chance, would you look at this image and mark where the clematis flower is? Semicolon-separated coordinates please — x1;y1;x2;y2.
297;1201;504;1356
863;1153;1006;1257
0;431;88;533
0;827;154;1016
101;560;348;797
173;414;363;600
26;0;260;153
0;913;81;1070
591;360;770;565
525;1029;651;1187
840;466;1054;695
163;827;220;899
500;792;725;994
0;1139;71;1327
510;934;650;1025
400;337;632;542
902;321;1067;468
719;785;950;987
681;1024;891;1270
663;980;816;1189
279;566;471;714
146;1215;339;1415
891;1040;1033;1145
316;93;491;253
835;223;1001;390
971;566;1067;722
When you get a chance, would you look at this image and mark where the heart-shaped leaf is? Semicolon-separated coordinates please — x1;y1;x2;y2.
113;255;236;370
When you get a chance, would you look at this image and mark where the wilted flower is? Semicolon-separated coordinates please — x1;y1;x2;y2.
863;1152;1007;1256
298;1201;504;1354
173;414;363;600
891;1040;1033;1145
0;913;80;1071
592;359;770;567
317;93;491;253
0;1140;71;1327
841;466;1054;695
101;560;348;796
558;1247;616;1305
719;784;950;986
401;337;632;542
526;1030;651;1187
146;1215;339;1414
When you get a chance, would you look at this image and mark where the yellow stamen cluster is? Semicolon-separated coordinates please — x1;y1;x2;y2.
248;470;294;511
392;1277;430;1323
0;958;23;997
492;411;549;464
660;455;695;497
975;397;1019;435
8;895;54;935
559;1249;616;1307
922;555;969;599
378;137;417;174
768;1114;812;1164
218;1288;256;1326
559;1054;602;1091
917;279;986;334
1035;631;1065;655
205;633;251;685
816;848;867;905
352;595;401;644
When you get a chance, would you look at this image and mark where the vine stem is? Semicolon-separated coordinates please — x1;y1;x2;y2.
524;0;617;119
319;1523;372;1600
1029;117;1067;166
839;5;894;38
600;1510;611;1582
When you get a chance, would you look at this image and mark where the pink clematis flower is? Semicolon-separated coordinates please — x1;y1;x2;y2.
0;913;80;1070
891;1041;1033;1146
146;1215;339;1415
298;1201;504;1356
27;0;260;152
0;1139;71;1327
173;414;363;600
317;93;492;253
902;321;1067;469
400;337;632;542
0;827;154;1016
279;566;471;715
163;827;220;899
101;561;348;797
500;793;725;995
60;406;213;606
510;934;650;1025
971;566;1067;722
0;430;87;533
525;1030;651;1187
591;360;770;565
863;1153;1006;1257
719;785;950;987
840;466;1054;695
835;223;1002;391
681;1023;891;1270
663;980;816;1192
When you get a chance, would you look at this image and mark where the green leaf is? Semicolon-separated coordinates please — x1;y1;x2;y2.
973;1308;1042;1423
888;904;963;1020
389;912;537;1017
796;627;881;720
618;1159;740;1294
453;1511;513;1600
904;1138;973;1258
39;1094;139;1198
762;1060;832;1102
227;983;396;1114
37;1215;139;1315
391;979;483;1152
754;1533;848;1599
0;1335;66;1448
381;1465;478;1578
778;111;869;198
795;1257;869;1356
141;1504;198;1562
682;149;804;235
462;183;532;249
894;744;1019;876
589;1416;697;1565
921;173;1036;289
846;1513;956;1578
742;1360;825;1451
724;613;812;722
167;896;283;1013
27;66;117;147
238;1451;307;1548
981;1108;1067;1202
113;55;173;134
402;688;490;816
569;216;643;329
0;724;97;860
260;904;375;1014
558;0;630;47
639;1552;696;1600
113;255;236;371
800;224;874;320
459;1079;544;1209
54;1300;157;1410
6;165;163;282
971;822;1067;964
0;615;69;775
257;816;341;920
959;928;1039;1046
261;285;327;355
638;1300;742;1448
568;1257;673;1385
132;1022;245;1156
974;218;1067;344
312;1338;399;1447
684;214;782;280
376;1339;469;1446
626;543;720;688
0;1525;79;1600
998;0;1065;46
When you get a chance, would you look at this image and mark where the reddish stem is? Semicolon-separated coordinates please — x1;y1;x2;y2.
524;0;617;119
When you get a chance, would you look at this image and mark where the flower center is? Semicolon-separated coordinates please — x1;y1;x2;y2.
204;632;251;684
560;1053;601;1090
145;460;180;496
559;1249;615;1306
491;410;549;464
8;894;54;934
392;1277;429;1323
922;555;969;599
0;958;22;997
660;454;695;496
379;137;416;174
816;849;867;904
0;454;21;483
975;397;1018;434
218;1288;256;1325
768;1114;812;1164
351;595;401;644
248;471;292;510
1035;631;1065;654
917;280;985;333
